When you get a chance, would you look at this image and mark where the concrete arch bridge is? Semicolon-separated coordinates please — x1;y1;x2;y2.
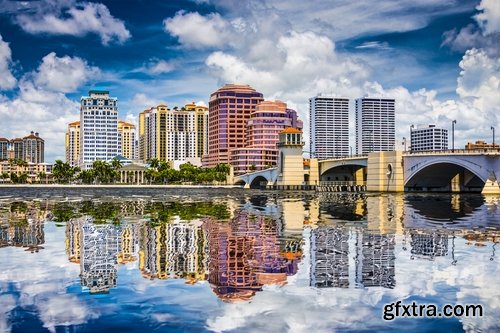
233;150;500;193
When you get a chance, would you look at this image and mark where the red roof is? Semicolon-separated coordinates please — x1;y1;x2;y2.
280;127;302;134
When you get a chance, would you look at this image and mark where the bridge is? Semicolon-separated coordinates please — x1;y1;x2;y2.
233;149;500;193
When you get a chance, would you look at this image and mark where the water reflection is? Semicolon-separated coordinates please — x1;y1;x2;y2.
0;191;499;332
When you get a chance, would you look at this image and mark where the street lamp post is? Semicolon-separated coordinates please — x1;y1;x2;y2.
409;125;414;152
492;126;496;149
452;120;457;152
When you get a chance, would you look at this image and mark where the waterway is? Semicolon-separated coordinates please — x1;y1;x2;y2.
0;188;499;332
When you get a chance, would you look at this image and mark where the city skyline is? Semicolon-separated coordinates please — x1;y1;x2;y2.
0;0;498;162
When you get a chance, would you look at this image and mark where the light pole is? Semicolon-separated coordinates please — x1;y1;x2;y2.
452;120;456;152
409;125;414;152
492;126;496;149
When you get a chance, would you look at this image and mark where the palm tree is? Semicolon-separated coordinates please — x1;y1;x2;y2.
53;160;75;183
37;171;46;184
18;172;28;184
92;160;114;184
77;169;94;184
148;158;160;171
0;172;8;183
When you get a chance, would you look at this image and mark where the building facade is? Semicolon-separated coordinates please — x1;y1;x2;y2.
0;133;44;163
65;121;80;167
118;121;136;160
465;140;499;150
138;103;208;163
0;138;9;161
22;132;44;163
309;96;349;159
204;84;264;167
79;90;119;169
229;100;303;175
355;98;395;154
410;125;448;152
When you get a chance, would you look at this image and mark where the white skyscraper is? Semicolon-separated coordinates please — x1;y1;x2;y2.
410;125;448;152
309;95;349;159
355;98;395;154
80;90;119;169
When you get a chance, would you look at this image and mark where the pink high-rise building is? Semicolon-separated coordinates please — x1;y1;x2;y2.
230;100;303;175
203;84;264;168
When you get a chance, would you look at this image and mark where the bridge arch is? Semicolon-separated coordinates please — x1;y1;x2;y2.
249;176;269;189
405;160;485;192
320;160;367;182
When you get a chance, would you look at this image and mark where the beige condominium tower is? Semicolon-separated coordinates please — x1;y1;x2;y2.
138;103;208;163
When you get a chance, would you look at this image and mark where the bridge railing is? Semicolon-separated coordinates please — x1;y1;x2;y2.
317;181;365;186
317;154;368;161
405;148;500;155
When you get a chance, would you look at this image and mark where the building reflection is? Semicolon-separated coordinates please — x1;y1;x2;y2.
355;232;396;289
0;202;46;252
138;220;208;283
204;210;301;302
310;226;349;288
409;230;449;259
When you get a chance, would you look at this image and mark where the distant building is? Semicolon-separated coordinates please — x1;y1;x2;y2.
229;100;303;175
309;95;349;159
118;121;136;160
65;121;80;167
23;131;44;163
465;140;499;150
204;84;264;167
0;132;44;163
410;125;448;152
355;98;395;154
80;90;119;169
10;138;23;160
0;161;53;183
0;138;9;160
138;103;208;163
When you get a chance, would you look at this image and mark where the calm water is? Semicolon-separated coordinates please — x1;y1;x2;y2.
0;188;499;333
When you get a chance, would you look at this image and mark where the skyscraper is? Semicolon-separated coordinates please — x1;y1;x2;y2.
355;98;395;154
65;121;80;167
138;103;208;162
229;100;303;175
80;90;119;169
309;95;349;159
204;84;264;167
118;121;136;160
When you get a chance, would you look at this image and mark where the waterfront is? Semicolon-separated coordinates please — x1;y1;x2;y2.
0;188;499;332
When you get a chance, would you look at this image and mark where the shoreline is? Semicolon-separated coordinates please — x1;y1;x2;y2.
0;184;242;189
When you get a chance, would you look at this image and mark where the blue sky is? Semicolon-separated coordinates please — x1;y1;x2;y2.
0;0;498;162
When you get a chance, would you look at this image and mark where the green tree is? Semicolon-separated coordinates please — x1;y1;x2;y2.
9;172;18;184
37;171;46;184
77;169;94;184
92;160;115;184
53;160;77;183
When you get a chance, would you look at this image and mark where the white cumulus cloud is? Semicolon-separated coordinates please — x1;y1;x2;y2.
475;0;500;35
16;2;131;45
0;34;17;90
164;11;233;48
33;52;100;93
